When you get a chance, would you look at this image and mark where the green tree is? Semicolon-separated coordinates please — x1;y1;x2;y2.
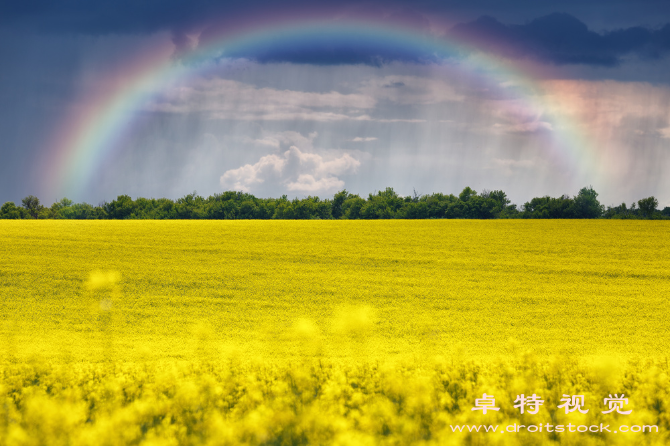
273;201;294;219
58;202;97;219
522;195;575;218
638;196;659;218
487;190;510;208
445;200;467;218
573;186;603;218
458;187;477;202
331;190;349;219
256;201;275;219
104;195;135;219
292;198;315;219
0;202;22;219
400;201;429;219
50;198;73;218
342;196;365;219
499;204;520;218
362;187;403;219
21;195;43;218
175;192;205;219
464;195;498;219
424;193;457;218
238;200;258;219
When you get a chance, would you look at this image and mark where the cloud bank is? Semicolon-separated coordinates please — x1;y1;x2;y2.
220;132;362;194
147;78;376;122
4;0;668;68
450;13;670;66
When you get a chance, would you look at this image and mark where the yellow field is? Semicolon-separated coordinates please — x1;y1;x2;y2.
1;220;669;444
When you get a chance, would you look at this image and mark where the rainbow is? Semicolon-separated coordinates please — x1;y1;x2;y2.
46;16;601;199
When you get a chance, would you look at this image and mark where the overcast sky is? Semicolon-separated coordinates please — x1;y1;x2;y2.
1;0;669;207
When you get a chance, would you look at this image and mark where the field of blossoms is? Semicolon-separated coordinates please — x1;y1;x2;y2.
1;220;669;444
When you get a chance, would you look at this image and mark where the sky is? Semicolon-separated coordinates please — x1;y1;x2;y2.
1;0;669;207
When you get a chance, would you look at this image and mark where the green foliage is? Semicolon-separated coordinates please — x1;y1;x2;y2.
104;194;135;219
638;196;659;218
3;186;663;220
60;202;102;219
458;186;477;202
498;204;520;219
342;195;365;219
603;202;632;219
604;198;667;220
361;187;404;219
21;195;44;219
486;189;511;208
574;186;603;218
0;202;22;219
331;189;348;219
522;187;603;219
174;192;206;219
50;197;73;217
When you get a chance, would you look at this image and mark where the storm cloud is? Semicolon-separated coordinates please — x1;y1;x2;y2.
451;13;670;66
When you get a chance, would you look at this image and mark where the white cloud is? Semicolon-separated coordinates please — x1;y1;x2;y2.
245;131;318;150
248;137;281;149
220;138;361;193
350;137;378;142
144;74;444;124
219;153;286;192
146;78;376;122
287;175;344;192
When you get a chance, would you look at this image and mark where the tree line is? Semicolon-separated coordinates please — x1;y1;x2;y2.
1;187;668;220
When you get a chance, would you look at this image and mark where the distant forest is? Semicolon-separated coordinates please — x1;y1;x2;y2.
1;187;668;220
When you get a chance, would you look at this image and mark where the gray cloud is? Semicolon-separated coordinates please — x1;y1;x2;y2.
450;13;670;66
146;78;377;122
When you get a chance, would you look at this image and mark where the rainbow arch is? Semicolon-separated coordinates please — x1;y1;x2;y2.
46;18;600;199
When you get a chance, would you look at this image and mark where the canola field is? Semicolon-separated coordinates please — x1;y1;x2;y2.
0;220;669;445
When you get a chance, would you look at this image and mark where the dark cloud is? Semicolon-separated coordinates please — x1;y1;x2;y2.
3;0;666;35
221;34;441;66
205;12;670;67
450;13;670;66
1;1;669;68
0;0;352;34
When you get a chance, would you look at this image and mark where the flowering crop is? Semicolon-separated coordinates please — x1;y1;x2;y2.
0;220;669;444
